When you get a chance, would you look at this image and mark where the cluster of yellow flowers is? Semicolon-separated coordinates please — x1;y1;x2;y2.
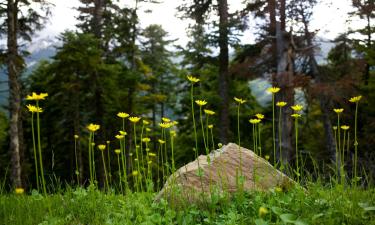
25;92;48;113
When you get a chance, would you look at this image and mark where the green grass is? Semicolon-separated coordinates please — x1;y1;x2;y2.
1;183;374;225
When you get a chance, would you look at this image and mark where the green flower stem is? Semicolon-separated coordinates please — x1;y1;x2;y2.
117;154;123;194
295;117;299;183
206;116;209;150
191;85;198;158
333;128;338;180
237;104;242;175
88;133;93;183
252;123;258;154
106;142;111;184
119;139;127;192
258;123;262;157
354;102;359;184
337;114;341;175
74;137;79;185
140;124;145;175
101;150;109;191
272;94;276;166
210;127;215;152
36;101;46;195
159;143;164;187
92;134;97;183
278;107;283;166
133;123;143;192
31;113;40;192
199;106;208;159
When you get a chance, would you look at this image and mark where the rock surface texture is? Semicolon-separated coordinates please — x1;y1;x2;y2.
156;143;295;201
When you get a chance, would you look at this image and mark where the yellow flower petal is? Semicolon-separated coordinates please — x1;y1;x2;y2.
267;87;280;94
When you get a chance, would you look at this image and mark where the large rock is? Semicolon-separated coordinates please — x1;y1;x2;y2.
156;143;295;202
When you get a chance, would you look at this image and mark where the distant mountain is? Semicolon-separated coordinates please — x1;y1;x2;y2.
0;36;58;109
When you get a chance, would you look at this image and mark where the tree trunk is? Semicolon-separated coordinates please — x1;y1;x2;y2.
7;0;23;188
93;0;104;39
302;17;336;162
217;0;230;144
275;22;294;164
363;14;371;85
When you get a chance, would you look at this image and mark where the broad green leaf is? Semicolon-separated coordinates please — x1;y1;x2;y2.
280;213;297;223
254;218;268;225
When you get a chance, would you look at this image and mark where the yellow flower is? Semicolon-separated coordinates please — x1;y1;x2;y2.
234;97;246;104
162;117;171;123
148;160;153;165
115;134;124;140
132;171;139;176
208;124;213;129
267;87;280;94
249;119;261;124
333;126;337;130
26;104;43;113
187;75;200;83
159;122;173;129
98;144;106;151
114;149;121;154
259;206;268;217
119;130;127;135
146;128;152;132
341;125;350;130
129;116;141;123
291;104;303;112
265;155;270;160
255;113;265;120
349;95;362;103
195;100;207;106
143;120;150;125
276;101;287;107
172;121;178;126
87;123;100;132
204;109;215;115
117;112;129;118
275;187;283;193
170;130;176;137
158;139;165;144
333;108;344;114
26;92;48;101
74;135;79;139
142;137;151;143
15;188;24;194
148;152;156;157
291;113;301;118
106;140;110;144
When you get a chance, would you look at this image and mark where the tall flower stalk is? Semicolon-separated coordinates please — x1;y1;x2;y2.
196;100;208;159
267;87;280;166
106;140;111;184
187;75;205;193
255;114;264;156
341;125;350;184
291;104;303;183
187;75;200;158
349;95;361;184
98;144;109;191
129;116;142;191
114;149;123;194
26;104;42;192
234;97;246;175
334;108;344;182
74;135;80;185
276;101;287;166
26;92;48;195
87;123;100;185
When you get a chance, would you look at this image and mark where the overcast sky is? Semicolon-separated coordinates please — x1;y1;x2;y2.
39;0;361;46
